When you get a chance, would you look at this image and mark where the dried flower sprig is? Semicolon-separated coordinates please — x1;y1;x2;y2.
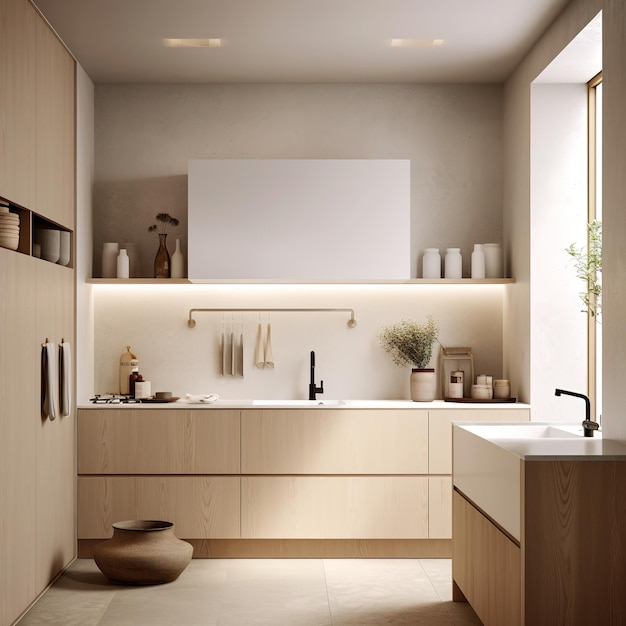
148;212;179;235
379;314;439;369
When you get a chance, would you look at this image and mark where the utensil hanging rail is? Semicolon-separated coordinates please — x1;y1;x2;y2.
187;308;357;328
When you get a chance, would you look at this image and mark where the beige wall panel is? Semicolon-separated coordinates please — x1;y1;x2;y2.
78;476;240;539
241;409;428;474
0;251;37;626
35;262;75;593
241;476;428;539
35;13;75;227
0;0;37;207
429;475;452;539
78;409;240;474
430;408;529;474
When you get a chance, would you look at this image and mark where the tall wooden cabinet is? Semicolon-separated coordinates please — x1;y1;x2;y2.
0;2;76;624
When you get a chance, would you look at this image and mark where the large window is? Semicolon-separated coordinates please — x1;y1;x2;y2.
588;72;602;421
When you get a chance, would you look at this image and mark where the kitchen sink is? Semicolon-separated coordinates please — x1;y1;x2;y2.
252;399;348;407
461;423;583;440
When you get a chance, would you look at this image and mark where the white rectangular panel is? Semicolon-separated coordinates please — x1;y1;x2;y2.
188;159;410;280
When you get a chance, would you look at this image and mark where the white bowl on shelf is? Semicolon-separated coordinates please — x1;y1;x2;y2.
34;228;60;263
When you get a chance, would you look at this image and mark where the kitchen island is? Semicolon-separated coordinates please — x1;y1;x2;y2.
77;401;529;558
452;422;626;625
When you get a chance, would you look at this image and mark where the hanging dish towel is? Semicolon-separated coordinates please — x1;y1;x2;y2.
239;331;244;377
59;341;72;417
255;322;264;369
41;341;58;421
230;330;236;376
264;322;275;368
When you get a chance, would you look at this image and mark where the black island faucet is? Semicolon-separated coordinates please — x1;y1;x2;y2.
554;388;599;437
309;351;324;400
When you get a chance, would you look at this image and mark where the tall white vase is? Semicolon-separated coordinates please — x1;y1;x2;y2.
410;369;436;402
171;238;185;279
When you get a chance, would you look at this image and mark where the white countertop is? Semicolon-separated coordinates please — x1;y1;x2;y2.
78;399;531;410
457;422;626;460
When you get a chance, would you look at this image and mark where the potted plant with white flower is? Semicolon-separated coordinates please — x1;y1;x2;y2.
379;314;439;401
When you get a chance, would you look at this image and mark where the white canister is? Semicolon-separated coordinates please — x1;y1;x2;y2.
422;248;441;279
102;242;119;278
471;244;485;279
444;248;462;279
471;384;491;400
483;243;503;278
135;380;151;399
117;248;130;278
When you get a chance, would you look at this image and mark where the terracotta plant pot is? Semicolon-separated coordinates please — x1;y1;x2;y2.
93;520;193;585
410;368;436;402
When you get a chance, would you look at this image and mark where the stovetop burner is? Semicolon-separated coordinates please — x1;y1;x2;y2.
90;394;141;404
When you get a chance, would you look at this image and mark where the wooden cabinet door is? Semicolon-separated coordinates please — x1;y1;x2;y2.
429;408;530;474
0;250;37;626
0;0;37;208
241;409;428;474
34;261;75;593
35;13;75;228
78;409;241;474
242;476;429;539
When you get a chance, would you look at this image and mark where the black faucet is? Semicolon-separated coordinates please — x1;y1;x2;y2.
554;388;599;437
309;351;324;400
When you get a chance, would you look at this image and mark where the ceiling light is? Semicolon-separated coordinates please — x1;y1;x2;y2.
163;38;222;48
390;39;445;48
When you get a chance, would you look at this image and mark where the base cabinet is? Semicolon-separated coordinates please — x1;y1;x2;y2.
77;404;529;558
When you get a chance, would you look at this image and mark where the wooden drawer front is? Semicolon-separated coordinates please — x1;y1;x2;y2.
430;408;529;474
78;476;240;539
429;476;452;539
78;409;240;474
241;476;428;539
453;491;521;626
241;409;428;474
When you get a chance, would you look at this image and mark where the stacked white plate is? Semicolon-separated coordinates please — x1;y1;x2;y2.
0;205;20;251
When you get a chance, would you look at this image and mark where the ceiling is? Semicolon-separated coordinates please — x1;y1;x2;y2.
33;0;573;84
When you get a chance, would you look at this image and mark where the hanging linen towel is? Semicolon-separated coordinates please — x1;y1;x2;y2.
264;323;275;368
41;341;58;421
230;330;236;376
255;322;264;368
59;341;72;417
239;331;244;377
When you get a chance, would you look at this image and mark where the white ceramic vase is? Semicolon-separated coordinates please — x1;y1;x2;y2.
170;238;184;279
410;369;436;402
422;248;441;278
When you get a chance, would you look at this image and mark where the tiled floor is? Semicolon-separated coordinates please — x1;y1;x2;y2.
18;558;481;625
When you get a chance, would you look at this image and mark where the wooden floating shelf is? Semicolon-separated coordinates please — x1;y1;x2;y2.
87;278;514;285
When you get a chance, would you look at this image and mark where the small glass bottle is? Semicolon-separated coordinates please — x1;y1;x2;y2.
471;244;486;279
129;370;141;398
444;248;462;279
422;248;441;279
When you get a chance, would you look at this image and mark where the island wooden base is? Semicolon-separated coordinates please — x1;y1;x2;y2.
79;538;451;559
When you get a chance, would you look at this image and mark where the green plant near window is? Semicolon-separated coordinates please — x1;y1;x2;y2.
566;219;602;319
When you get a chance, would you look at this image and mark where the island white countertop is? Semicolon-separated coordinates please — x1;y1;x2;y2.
455;422;626;461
